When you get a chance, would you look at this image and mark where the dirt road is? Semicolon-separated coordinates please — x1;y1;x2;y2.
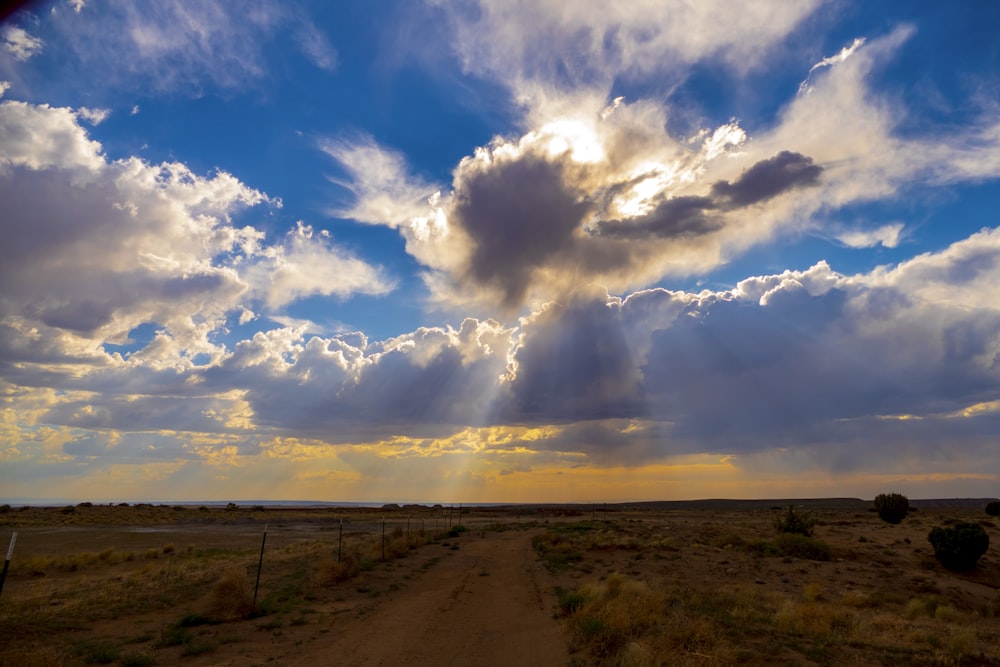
288;529;568;666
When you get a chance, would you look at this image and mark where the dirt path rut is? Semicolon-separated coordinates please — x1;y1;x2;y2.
289;530;568;666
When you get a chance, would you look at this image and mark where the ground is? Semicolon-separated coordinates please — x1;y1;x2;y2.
0;500;997;665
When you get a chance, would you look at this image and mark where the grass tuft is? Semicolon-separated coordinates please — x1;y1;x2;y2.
208;566;253;619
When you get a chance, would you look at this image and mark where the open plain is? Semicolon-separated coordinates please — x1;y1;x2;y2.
1;500;998;666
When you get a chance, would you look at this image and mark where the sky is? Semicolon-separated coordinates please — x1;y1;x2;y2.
2;1;1000;504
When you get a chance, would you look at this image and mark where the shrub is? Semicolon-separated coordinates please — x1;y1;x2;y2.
874;492;910;524
775;533;832;561
774;506;815;536
928;522;989;571
75;639;120;664
120;651;155;667
710;534;746;549
157;626;191;648
986;501;1000;517
176;613;213;628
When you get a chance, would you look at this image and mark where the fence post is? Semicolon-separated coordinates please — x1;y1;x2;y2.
381;518;386;561
0;532;17;597
252;524;267;612
338;518;343;563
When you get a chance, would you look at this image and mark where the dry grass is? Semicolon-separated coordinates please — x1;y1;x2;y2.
0;505;486;664
536;510;1000;666
558;568;1000;666
208;566;254;619
3;502;997;665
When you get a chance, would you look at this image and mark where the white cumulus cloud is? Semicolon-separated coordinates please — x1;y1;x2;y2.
0;99;392;375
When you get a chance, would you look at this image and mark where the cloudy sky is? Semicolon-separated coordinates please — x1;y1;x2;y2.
2;1;1000;503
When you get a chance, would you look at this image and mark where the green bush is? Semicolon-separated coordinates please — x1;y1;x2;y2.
986;501;1000;517
928;522;989;571
774;506;814;536
874;492;909;524
554;586;587;615
446;525;467;538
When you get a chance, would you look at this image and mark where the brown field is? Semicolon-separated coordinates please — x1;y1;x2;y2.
0;500;998;666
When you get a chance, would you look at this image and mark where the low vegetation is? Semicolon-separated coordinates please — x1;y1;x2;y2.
773;505;815;536
928;522;990;571
533;506;999;666
2;502;996;665
874;492;910;524
0;503;475;664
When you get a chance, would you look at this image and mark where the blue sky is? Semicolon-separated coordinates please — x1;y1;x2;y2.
2;1;1000;503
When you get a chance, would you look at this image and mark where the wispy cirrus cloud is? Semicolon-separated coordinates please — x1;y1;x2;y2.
799;36;866;93
834;223;905;249
33;0;336;94
437;0;822;99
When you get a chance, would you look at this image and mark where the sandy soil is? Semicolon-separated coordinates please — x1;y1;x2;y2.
281;530;567;667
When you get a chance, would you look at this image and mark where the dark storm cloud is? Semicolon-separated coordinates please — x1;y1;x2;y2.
593;152;822;240
501;295;643;421
484;253;1000;463
711;150;822;207
593;195;720;239
25;272;228;335
451;154;590;308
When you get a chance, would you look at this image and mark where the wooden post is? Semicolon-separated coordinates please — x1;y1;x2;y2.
0;532;17;597
252;524;267;612
338;518;343;563
381;518;386;561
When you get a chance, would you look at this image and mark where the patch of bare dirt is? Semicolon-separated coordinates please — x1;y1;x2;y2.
279;529;567;667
